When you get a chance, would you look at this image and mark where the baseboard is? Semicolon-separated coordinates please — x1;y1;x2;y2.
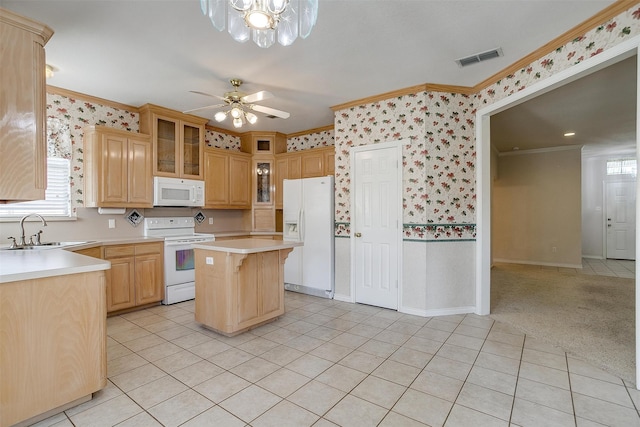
400;305;476;317
582;255;604;260
493;258;582;269
333;293;354;303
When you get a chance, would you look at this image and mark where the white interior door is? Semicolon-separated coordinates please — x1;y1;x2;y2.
353;145;400;309
606;180;636;260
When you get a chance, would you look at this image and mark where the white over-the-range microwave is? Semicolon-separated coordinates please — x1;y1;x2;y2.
153;177;205;207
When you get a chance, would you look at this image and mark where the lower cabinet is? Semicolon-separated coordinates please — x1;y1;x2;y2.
195;247;291;335
103;242;163;313
0;271;106;427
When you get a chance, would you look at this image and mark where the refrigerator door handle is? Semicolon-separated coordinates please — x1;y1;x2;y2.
299;209;305;241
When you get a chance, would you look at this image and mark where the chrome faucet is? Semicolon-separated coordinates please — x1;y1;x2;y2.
18;214;47;247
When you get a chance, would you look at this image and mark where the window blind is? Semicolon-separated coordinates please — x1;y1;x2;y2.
0;157;71;217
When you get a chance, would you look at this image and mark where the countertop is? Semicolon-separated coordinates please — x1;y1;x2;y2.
0;249;110;283
0;236;163;284
193;238;302;254
213;230;283;238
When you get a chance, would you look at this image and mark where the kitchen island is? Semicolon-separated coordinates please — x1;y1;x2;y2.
193;238;302;336
0;250;110;427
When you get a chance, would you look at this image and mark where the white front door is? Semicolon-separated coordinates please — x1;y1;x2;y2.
352;144;401;309
606;180;636;260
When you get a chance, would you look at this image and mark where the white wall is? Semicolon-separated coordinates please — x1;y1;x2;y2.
492;147;582;268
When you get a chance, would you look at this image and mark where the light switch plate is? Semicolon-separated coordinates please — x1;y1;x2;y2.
108;219;115;229
206;257;214;265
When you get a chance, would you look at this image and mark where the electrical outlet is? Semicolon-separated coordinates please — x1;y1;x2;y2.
206;257;214;265
208;217;214;225
108;219;116;229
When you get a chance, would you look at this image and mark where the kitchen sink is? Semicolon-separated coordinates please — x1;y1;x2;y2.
2;241;93;250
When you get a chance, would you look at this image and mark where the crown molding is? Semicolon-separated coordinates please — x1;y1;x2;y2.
47;85;139;112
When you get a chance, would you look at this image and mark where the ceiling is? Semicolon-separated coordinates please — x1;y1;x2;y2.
491;54;637;155
2;0;631;143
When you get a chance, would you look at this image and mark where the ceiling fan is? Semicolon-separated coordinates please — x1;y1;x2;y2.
184;78;290;128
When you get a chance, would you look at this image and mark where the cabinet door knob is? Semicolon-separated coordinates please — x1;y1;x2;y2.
355;232;362;238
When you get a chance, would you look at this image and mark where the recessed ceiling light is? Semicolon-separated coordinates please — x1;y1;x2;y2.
564;132;576;137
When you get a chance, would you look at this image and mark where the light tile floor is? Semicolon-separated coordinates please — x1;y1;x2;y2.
557;258;634;278
32;291;640;427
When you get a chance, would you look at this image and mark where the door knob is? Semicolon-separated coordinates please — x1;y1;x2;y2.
355;232;362;238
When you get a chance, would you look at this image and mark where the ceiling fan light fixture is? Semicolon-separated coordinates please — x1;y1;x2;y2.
245;112;258;124
200;0;317;48
233;117;243;128
214;111;227;122
230;106;243;118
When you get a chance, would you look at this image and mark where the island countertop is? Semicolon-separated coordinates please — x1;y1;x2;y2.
193;238;302;254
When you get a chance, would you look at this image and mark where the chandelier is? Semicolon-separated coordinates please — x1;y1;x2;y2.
200;0;318;48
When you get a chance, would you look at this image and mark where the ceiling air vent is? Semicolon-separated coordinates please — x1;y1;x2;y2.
456;47;503;67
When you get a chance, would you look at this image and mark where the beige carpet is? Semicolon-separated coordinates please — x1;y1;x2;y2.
490;263;635;384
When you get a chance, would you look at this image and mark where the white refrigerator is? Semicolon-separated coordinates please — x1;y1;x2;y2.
283;176;335;298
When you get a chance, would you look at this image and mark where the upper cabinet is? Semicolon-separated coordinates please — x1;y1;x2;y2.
0;8;53;203
204;147;251;209
139;104;208;180
83;126;153;208
240;132;287;155
275;146;334;209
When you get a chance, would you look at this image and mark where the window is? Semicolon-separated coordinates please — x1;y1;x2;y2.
606;158;637;177
0;157;71;218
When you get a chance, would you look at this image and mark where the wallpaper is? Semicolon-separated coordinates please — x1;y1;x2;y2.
46;94;139;213
204;128;241;150
334;3;640;241
287;129;335;151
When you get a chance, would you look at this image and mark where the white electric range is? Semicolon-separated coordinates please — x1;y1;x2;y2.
143;217;215;304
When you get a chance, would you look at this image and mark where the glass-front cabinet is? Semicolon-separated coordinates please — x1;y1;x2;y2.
139;104;208;180
255;161;272;204
156;118;177;175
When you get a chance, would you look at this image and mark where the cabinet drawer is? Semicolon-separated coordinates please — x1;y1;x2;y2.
103;245;135;258
135;242;163;256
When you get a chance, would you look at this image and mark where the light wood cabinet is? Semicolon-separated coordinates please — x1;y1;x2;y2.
323;147;335;175
73;246;102;258
0;271;106;427
274;147;334;209
0;9;53;203
240;132;287;155
139;104;208;180
252;157;275;231
83;126;153;208
275;154;301;209
194;241;296;336
204;148;251;209
301;150;324;178
103;242;163;313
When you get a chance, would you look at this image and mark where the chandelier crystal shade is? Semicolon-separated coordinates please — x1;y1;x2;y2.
200;0;318;48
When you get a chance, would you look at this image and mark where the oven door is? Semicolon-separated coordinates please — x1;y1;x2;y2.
164;240;198;288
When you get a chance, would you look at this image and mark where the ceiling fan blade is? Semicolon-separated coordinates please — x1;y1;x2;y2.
189;90;226;101
251;104;290;119
241;90;273;103
182;103;226;114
